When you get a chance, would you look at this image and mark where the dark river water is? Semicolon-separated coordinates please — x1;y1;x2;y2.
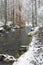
0;28;29;65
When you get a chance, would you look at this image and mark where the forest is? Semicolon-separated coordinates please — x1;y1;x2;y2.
0;0;43;65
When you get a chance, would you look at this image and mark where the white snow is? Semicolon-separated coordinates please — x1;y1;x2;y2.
38;6;43;27
0;22;4;27
0;54;16;62
28;26;39;36
11;28;15;32
6;21;13;27
26;22;32;27
4;55;16;62
0;21;12;27
14;25;20;29
38;6;43;16
0;27;4;31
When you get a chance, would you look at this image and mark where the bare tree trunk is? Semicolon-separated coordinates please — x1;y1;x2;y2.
1;0;3;20
19;1;21;27
38;0;40;25
7;0;9;21
38;0;40;8
35;0;37;26
31;0;34;27
16;0;21;27
4;0;7;26
13;0;15;27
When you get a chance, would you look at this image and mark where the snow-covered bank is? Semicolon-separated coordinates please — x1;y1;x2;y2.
28;26;39;36
13;26;43;65
0;54;16;62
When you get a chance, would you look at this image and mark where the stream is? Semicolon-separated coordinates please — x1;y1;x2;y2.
0;28;29;65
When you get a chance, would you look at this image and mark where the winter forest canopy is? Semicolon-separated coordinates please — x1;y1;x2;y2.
0;0;43;27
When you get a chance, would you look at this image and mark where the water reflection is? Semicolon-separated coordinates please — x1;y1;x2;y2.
0;28;29;57
0;61;12;65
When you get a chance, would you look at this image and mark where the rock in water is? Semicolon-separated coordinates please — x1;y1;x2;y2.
13;27;43;65
0;54;16;63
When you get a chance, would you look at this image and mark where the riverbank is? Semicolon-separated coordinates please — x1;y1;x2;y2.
13;26;43;65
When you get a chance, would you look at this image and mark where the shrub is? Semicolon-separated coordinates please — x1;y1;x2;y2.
3;25;11;31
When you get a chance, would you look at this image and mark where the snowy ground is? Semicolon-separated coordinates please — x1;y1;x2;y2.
13;26;43;65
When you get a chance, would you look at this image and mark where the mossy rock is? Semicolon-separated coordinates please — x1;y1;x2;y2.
28;35;32;43
3;25;11;31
